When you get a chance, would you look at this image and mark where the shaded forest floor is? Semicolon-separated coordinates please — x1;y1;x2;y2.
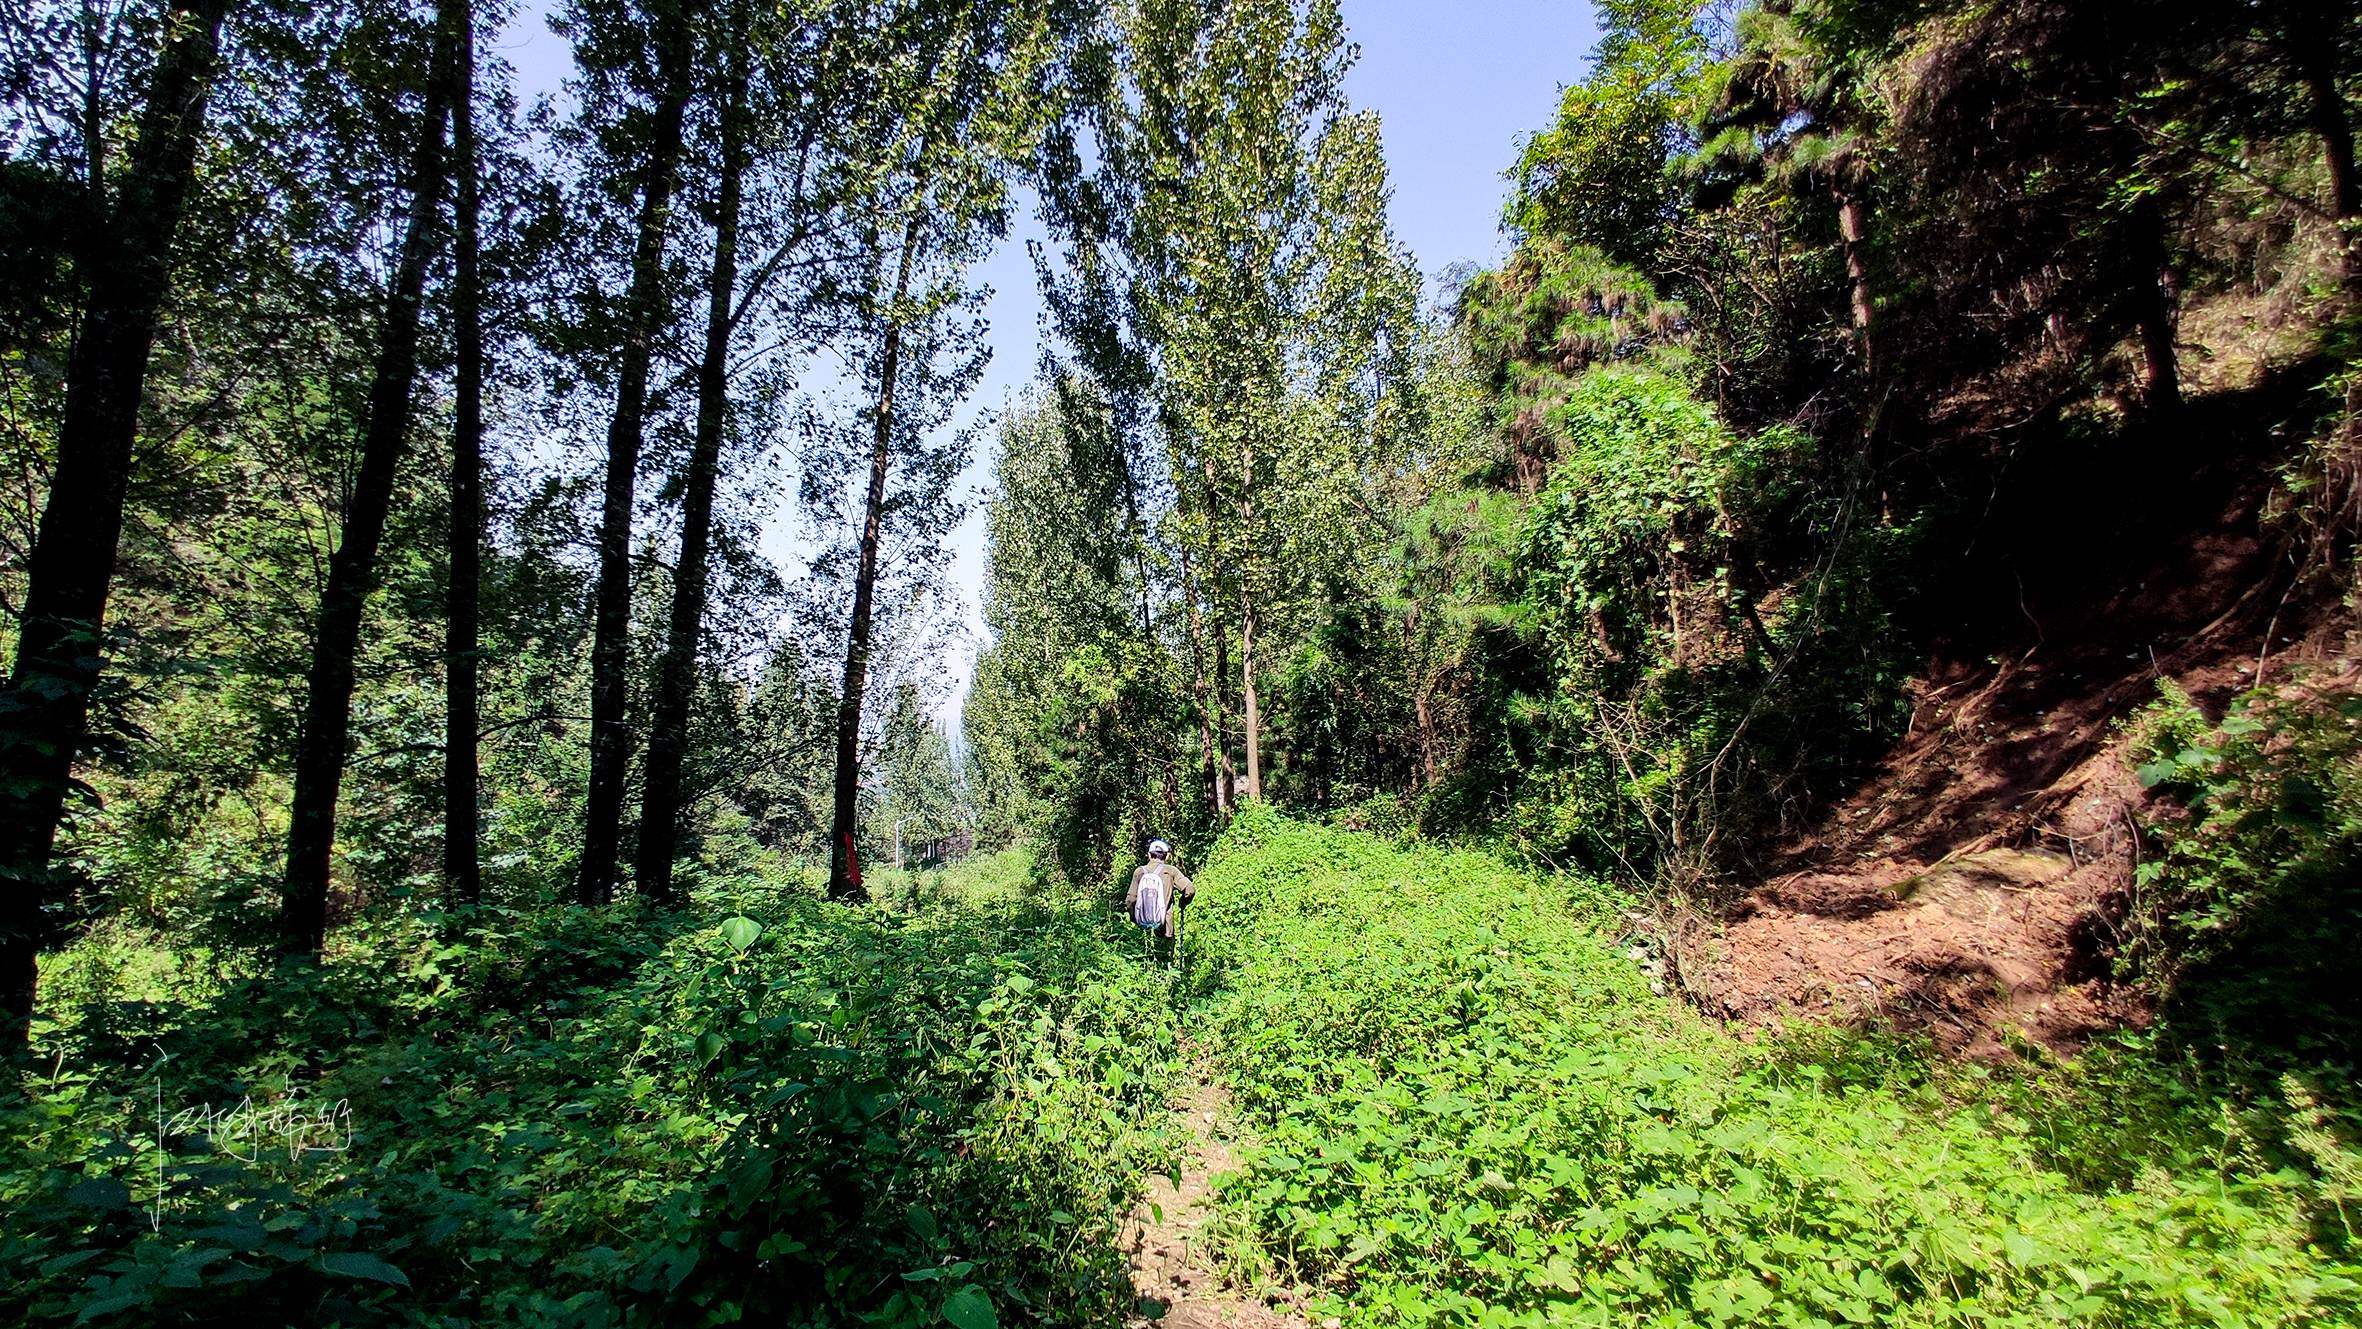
1699;346;2355;1056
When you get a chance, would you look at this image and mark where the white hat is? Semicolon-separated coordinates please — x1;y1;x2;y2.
1148;839;1171;857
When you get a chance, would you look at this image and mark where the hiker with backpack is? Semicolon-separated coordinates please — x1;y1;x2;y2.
1124;838;1195;964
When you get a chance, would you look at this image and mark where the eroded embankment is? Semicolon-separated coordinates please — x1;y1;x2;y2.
1699;357;2349;1055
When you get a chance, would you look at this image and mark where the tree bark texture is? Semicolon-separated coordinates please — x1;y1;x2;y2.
578;2;699;906
282;22;456;955
828;206;926;902
1237;443;1262;802
444;0;484;904
1177;540;1227;816
0;0;234;1050
636;36;749;905
1834;188;1875;373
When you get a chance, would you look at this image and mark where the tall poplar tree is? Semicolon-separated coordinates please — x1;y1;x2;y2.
1041;0;1417;809
820;0;1065;901
444;0;485;904
281;4;458;955
632;0;757;903
573;0;701;906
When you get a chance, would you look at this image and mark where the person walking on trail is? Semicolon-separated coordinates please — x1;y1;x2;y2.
1125;839;1194;963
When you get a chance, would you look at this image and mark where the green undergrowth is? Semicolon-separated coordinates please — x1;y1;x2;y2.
1186;807;2361;1328
2;853;1182;1327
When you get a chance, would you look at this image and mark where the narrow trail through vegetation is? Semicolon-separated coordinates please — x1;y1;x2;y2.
1123;1053;1311;1329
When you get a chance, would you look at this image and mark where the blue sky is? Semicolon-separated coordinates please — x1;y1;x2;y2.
494;2;1603;721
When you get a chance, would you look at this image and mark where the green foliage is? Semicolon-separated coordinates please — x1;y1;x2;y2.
964;390;1191;883
1506;0;1711;269
2128;679;2362;1059
1506;368;1905;873
1453;240;1691;490
1188;810;2361;1328
2;854;1183;1326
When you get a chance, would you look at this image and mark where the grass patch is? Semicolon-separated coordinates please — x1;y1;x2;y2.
1188;806;2361;1327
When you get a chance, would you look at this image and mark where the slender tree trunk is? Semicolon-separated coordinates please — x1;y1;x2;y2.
828;206;926;902
1240;588;1262;801
443;0;483;905
1196;448;1238;809
578;4;698;907
1177;540;1226;815
282;25;456;956
2107;195;2181;417
1237;443;1261;802
0;0;233;1050
1403;605;1438;789
1211;609;1238;809
636;38;750;905
1834;187;1875;372
1414;690;1438;787
2137;273;2181;416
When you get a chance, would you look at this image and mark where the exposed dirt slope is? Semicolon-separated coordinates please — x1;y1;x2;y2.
1697;360;2343;1056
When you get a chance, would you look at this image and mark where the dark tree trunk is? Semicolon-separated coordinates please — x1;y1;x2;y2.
828;206;925;902
1237;444;1262;802
578;3;699;907
2288;18;2357;284
444;0;483;905
282;22;457;956
636;34;749;906
2136;270;2181;417
0;0;234;1050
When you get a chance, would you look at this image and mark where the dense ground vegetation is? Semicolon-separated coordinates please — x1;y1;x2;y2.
1193;811;2360;1327
3;852;1189;1325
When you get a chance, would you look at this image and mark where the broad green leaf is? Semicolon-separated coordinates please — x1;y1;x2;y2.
941;1284;997;1329
720;916;762;953
320;1252;412;1288
66;1177;131;1210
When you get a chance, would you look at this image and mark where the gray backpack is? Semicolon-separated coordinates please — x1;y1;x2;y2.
1132;863;1173;929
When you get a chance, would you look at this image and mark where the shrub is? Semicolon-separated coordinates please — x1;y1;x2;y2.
1;856;1184;1327
1509;368;1907;877
2128;676;2362;1060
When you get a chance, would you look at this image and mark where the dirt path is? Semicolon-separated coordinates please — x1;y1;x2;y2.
1120;1063;1316;1329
